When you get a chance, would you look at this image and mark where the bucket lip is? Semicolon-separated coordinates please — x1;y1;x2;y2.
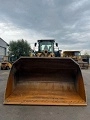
3;101;87;106
12;57;80;68
14;56;78;61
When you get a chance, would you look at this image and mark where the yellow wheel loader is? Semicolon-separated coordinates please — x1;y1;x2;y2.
63;51;89;69
1;62;12;70
1;56;12;70
4;40;87;106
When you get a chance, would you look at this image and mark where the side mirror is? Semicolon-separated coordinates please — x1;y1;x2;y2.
34;43;37;47
56;43;58;47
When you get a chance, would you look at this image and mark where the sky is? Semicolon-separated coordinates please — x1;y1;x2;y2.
0;0;90;54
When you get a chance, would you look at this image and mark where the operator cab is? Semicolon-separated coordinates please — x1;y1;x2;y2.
38;40;55;53
34;39;61;57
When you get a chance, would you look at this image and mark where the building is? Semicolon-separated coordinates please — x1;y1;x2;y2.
0;38;9;61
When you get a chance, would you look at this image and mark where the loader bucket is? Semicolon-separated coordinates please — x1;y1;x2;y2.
4;57;87;105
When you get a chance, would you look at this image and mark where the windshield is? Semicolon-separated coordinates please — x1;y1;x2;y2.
39;41;54;52
74;52;81;56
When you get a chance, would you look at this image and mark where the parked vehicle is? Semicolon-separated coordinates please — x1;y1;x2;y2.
1;56;12;70
63;51;89;69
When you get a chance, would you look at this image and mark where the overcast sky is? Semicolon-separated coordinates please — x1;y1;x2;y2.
0;0;90;54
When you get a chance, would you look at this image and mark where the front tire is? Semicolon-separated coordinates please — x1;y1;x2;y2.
1;67;3;70
6;66;10;70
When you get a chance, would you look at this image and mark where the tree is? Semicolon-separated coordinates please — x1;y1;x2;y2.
9;39;31;60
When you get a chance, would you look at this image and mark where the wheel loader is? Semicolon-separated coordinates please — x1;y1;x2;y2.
63;51;89;69
4;40;87;105
1;56;12;70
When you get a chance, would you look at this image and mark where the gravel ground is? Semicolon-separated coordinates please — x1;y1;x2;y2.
0;68;90;120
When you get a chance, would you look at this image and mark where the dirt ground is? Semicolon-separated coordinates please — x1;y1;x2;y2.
0;68;90;120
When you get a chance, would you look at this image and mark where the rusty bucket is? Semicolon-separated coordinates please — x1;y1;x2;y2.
4;57;87;105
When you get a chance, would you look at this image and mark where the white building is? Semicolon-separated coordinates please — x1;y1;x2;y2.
0;38;9;61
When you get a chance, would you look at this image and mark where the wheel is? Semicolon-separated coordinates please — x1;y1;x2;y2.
1;67;3;70
6;66;10;70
